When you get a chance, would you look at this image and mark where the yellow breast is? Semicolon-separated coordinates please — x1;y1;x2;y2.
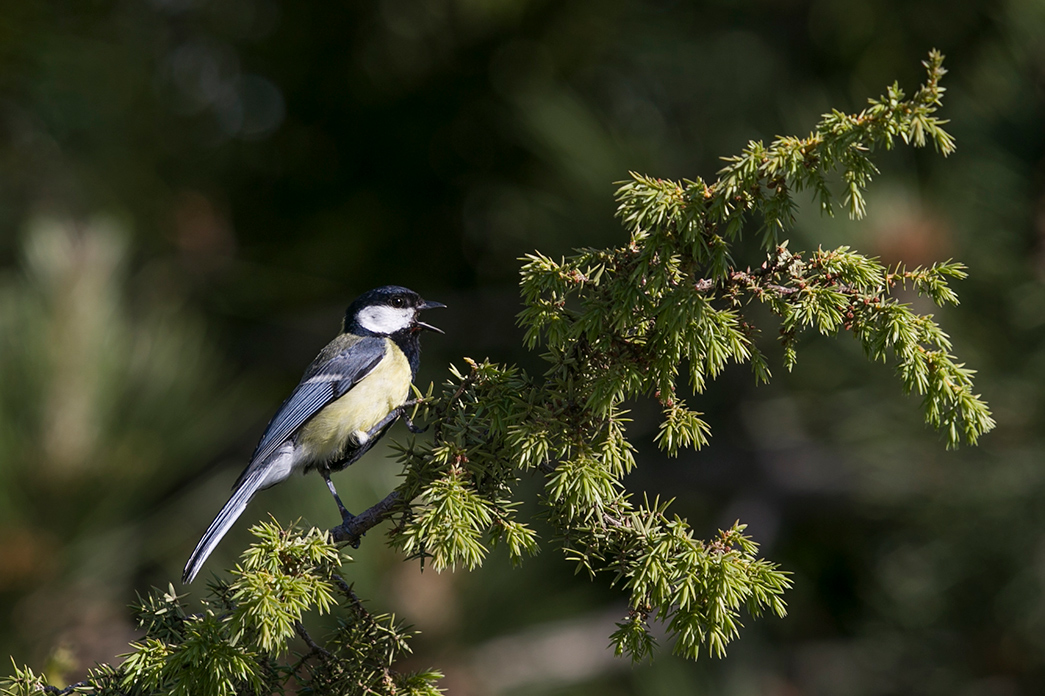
297;339;412;462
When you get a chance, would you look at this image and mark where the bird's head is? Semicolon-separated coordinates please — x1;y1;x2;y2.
343;285;445;337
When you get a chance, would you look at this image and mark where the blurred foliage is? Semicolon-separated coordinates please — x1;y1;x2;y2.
0;217;240;516
0;0;1044;694
0;214;249;676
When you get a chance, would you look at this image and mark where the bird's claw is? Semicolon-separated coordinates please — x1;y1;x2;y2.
404;415;428;434
336;512;364;548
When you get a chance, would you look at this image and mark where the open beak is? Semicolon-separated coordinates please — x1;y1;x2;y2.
416;299;446;334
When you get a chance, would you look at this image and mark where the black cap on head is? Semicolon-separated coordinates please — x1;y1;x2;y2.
344;286;445;336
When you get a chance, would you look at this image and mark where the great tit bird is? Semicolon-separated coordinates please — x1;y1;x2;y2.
182;285;444;584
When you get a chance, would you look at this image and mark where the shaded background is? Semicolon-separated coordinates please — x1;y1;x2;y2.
1;0;1044;694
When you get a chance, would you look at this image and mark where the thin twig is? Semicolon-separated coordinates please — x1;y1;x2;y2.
37;678;93;695
331;573;372;619
295;621;332;659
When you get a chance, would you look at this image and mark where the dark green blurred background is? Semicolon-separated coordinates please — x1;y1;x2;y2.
1;0;1044;694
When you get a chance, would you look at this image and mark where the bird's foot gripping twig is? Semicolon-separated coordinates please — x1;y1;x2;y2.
398;397;432;433
360;399;429;443
402;409;427;434
328;490;401;548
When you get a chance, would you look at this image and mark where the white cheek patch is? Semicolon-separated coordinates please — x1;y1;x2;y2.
357;305;413;334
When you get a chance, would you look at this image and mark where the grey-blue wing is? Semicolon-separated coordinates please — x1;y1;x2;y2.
235;336;387;486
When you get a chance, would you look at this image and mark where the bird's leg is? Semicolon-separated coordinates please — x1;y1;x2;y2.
397;397;429;433
319;467;354;522
361;399;428;441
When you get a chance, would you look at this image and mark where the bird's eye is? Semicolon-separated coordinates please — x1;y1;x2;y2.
391;296;406;308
